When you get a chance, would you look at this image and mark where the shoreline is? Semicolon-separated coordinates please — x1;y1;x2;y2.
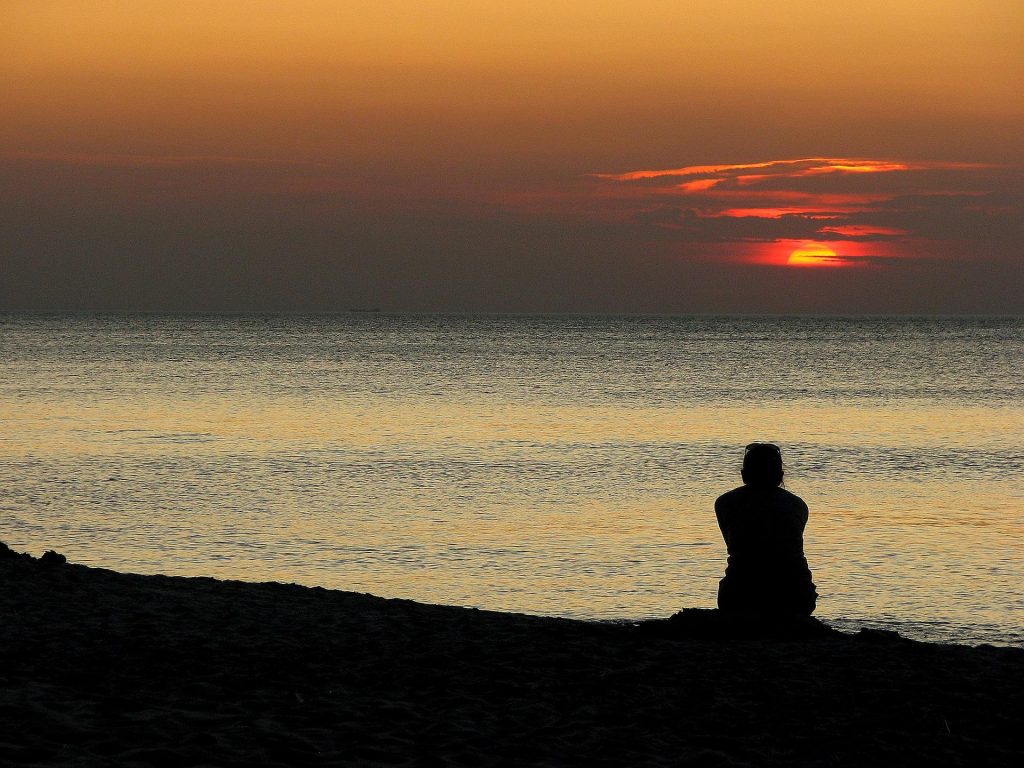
8;544;1017;649
3;544;1023;765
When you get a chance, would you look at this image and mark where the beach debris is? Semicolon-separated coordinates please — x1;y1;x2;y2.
0;541;68;567
0;541;33;562
40;550;68;566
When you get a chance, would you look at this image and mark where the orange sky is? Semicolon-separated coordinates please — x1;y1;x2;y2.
2;1;1022;311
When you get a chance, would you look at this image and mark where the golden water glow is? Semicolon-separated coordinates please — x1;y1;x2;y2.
3;388;1021;628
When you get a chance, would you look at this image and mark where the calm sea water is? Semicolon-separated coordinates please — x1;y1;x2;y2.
1;314;1021;646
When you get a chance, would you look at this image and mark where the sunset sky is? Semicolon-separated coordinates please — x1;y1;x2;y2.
2;1;1022;312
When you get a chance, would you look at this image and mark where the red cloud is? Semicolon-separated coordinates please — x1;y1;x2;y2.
589;157;1005;266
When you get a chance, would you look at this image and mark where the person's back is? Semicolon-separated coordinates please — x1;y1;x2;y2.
715;444;817;616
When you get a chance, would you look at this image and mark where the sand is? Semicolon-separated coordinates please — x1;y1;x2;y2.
2;543;1022;767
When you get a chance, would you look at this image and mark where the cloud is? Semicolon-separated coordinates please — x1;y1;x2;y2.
592;157;990;184
1;151;326;169
817;225;908;238
592;157;1020;266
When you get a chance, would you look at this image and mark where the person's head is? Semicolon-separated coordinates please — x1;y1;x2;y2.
741;442;784;488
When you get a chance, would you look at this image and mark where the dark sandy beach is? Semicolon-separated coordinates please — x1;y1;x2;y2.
2;544;1022;767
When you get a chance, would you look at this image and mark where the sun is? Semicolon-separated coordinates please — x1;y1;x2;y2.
787;242;841;266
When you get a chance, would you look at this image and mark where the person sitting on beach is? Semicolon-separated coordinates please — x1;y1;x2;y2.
715;443;817;616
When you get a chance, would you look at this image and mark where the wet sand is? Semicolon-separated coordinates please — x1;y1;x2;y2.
2;544;1022;766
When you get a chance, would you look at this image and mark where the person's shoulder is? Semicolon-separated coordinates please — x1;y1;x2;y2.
777;488;809;512
715;486;748;510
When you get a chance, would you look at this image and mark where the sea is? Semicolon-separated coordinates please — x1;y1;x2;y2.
1;314;1021;646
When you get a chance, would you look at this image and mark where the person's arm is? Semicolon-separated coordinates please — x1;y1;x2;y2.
796;497;809;530
714;496;731;548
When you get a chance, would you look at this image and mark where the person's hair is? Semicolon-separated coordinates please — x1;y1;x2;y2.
741;442;784;487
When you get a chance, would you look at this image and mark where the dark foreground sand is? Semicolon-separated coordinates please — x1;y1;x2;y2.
2;544;1022;767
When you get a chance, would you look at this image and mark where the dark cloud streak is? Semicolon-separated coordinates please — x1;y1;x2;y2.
1;154;1021;313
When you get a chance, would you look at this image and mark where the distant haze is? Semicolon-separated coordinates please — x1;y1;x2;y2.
2;1;1022;313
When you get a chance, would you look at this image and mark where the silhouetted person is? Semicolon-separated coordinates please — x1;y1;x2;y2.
715;443;817;616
